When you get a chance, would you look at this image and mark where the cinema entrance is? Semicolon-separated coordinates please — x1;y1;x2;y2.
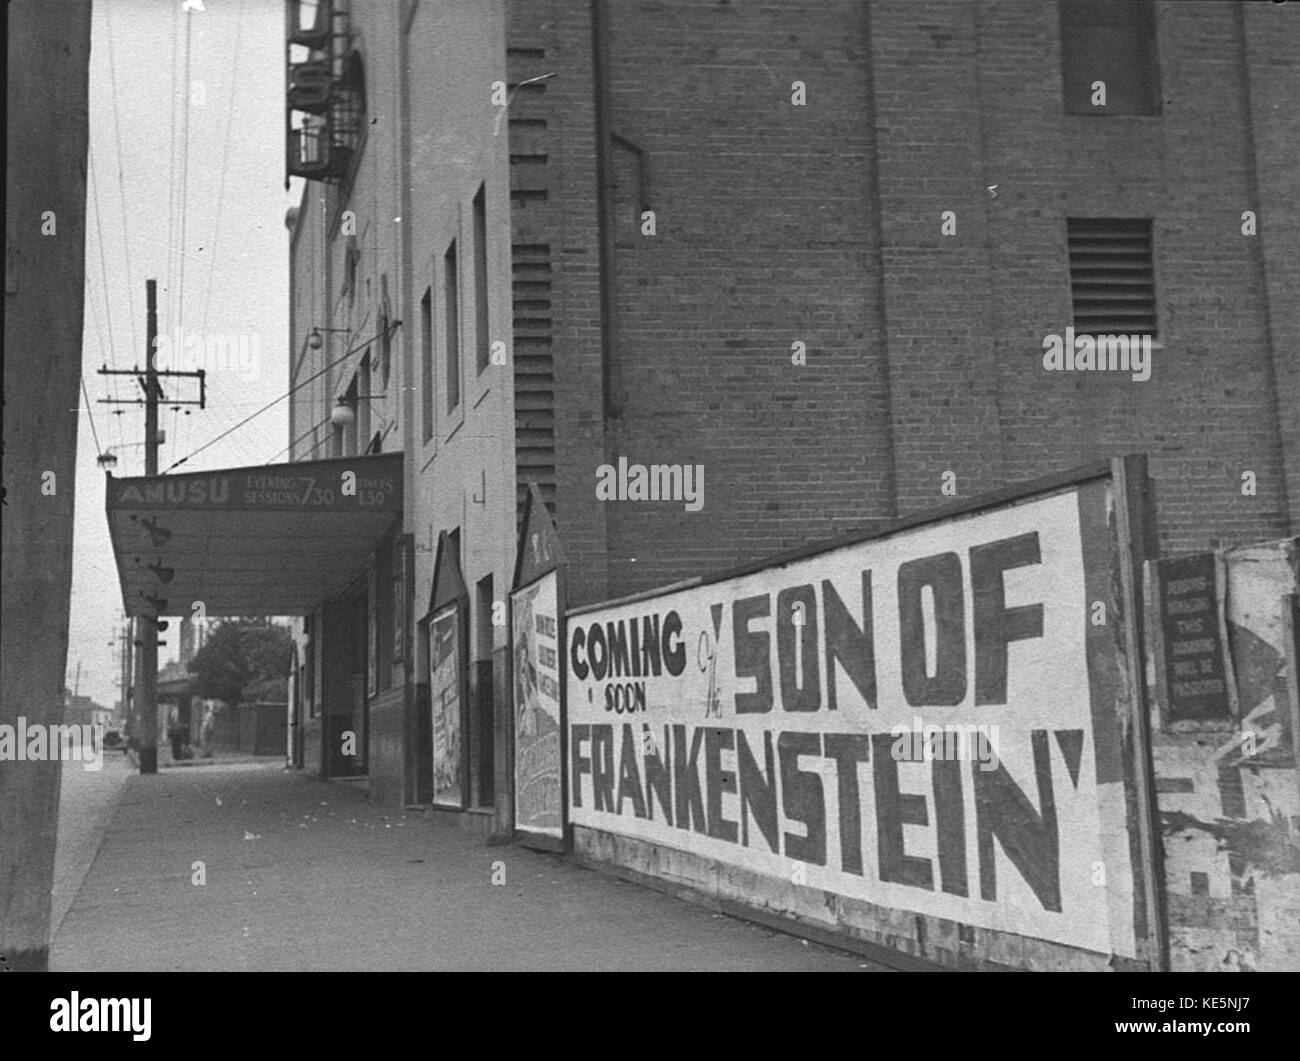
106;453;403;786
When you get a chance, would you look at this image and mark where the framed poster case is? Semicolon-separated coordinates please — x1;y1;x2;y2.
511;484;568;851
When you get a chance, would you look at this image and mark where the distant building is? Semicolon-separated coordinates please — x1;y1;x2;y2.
62;690;112;729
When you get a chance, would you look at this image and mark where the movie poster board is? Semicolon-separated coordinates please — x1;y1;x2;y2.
429;602;466;808
512;571;563;840
511;484;567;850
565;463;1158;965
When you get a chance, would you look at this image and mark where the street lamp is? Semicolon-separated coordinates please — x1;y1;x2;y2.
330;394;387;428
330;397;355;428
308;326;350;351
98;433;166;470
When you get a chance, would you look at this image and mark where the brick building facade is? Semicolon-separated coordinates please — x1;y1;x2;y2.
277;0;1298;965
505;0;1296;606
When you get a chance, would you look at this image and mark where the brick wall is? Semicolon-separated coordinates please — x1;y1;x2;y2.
600;0;896;598
895;0;1293;555
508;0;613;607
852;0;1294;555
1242;1;1300;537
508;0;1296;607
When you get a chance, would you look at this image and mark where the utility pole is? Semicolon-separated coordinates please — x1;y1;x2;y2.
136;279;161;774
0;0;94;972
99;280;203;773
120;617;134;727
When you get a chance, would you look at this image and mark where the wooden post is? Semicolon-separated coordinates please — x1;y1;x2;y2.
136;280;160;773
0;0;93;972
1112;455;1170;972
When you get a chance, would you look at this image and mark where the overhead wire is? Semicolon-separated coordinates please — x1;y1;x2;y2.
266;412;335;465
85;279;134;467
163;326;390;474
183;0;258;472
80;376;106;460
197;0;246;342
102;4;138;463
86;139;128;459
83;278;114;460
196;290;358;473
103;2;140;361
165;2;179;364
193;362;280;468
166;8;195;470
176;9;194;348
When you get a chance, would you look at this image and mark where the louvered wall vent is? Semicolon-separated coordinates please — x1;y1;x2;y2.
513;243;556;530
1067;218;1157;337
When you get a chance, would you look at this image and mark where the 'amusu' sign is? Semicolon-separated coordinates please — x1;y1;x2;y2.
566;471;1148;962
106;455;400;513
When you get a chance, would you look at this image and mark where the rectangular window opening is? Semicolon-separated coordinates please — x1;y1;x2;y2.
444;241;461;413
1059;0;1160;116
474;185;490;375
421;287;433;442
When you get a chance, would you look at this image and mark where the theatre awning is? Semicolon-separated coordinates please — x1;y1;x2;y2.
106;453;403;617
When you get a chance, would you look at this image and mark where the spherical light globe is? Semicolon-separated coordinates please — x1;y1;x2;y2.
330;400;356;428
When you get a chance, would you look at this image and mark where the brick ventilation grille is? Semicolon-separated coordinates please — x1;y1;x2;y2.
513;242;556;531
1067;217;1158;337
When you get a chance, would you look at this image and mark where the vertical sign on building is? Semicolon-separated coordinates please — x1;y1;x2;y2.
511;484;567;849
1157;553;1232;722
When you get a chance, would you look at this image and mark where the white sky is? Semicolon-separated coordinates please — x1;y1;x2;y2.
71;0;297;707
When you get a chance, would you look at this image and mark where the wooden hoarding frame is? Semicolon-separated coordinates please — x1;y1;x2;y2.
1109;454;1169;972
1285;597;1300;805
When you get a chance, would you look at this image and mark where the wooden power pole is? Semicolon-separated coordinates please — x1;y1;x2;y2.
100;278;204;773
135;280;161;774
0;0;94;972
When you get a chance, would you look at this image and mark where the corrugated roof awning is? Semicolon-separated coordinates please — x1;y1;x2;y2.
107;453;402;617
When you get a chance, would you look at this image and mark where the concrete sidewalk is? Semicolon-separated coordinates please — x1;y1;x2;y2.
51;762;885;971
51;751;133;940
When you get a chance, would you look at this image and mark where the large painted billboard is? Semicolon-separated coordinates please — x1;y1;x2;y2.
566;481;1144;960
